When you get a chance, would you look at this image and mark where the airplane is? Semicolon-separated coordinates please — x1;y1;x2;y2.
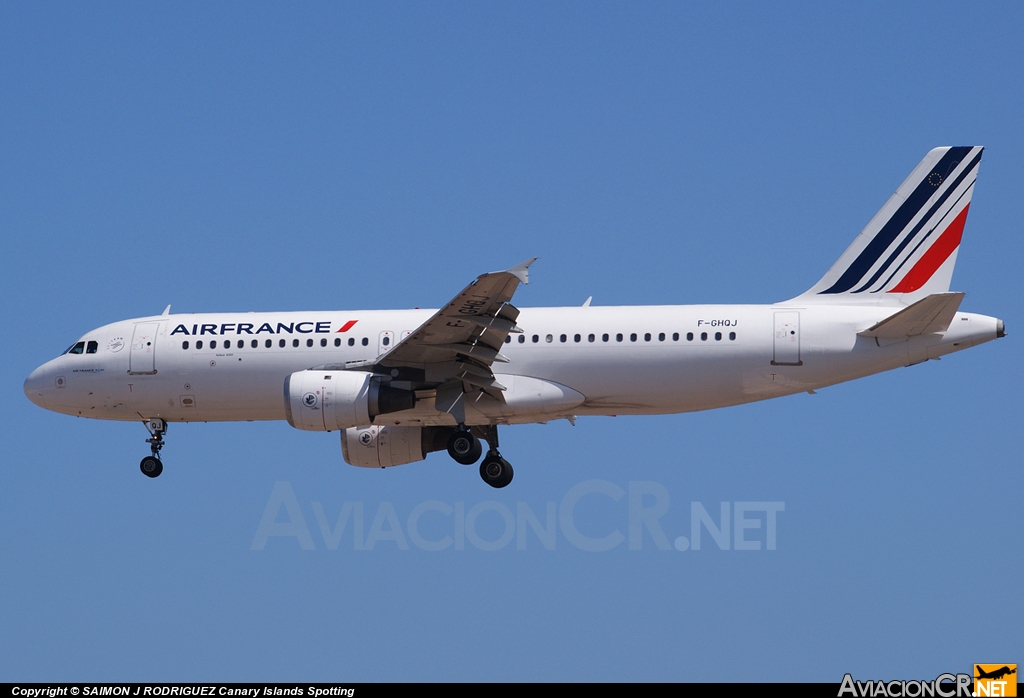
24;146;1004;488
975;666;1016;681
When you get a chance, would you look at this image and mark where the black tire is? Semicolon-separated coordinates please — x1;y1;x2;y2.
480;456;513;488
447;430;482;465
140;456;163;478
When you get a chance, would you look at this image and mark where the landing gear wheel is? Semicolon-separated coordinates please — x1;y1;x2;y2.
480;454;513;488
140;419;167;478
140;456;163;478
447;429;482;465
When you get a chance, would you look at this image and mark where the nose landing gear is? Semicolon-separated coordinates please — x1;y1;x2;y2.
140;419;166;478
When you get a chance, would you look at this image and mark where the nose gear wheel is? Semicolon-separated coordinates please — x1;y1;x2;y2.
140;419;167;478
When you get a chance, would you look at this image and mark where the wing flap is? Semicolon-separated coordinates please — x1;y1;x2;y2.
356;259;536;405
378;258;535;369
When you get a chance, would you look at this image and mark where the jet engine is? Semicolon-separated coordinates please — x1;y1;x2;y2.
341;425;427;468
284;370;415;432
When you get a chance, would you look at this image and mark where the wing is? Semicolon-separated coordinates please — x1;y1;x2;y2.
344;258;536;417
379;257;535;371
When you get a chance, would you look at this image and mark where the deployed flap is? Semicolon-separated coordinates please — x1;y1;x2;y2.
858;292;964;338
378;258;536;370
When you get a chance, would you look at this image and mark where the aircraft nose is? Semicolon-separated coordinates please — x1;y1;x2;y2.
24;365;49;409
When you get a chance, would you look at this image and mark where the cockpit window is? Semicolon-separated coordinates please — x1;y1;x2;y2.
86;341;98;354
67;341;86;355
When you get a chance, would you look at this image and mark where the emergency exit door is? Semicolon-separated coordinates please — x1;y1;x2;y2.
379;331;394;355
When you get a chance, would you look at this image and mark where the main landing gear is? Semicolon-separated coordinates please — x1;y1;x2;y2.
447;424;513;488
140;419;166;478
446;427;482;465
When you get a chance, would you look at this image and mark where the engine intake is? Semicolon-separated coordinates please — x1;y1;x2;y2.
284;370;415;432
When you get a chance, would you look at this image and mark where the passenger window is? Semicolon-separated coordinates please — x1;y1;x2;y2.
672;332;679;341
603;334;609;342
644;333;651;341
182;341;189;350
715;332;722;341
518;335;525;343
658;333;665;341
292;339;299;348
686;332;694;341
505;336;511;344
252;339;258;348
334;338;341;347
211;340;218;349
630;333;637;342
574;334;581;342
320;338;327;347
588;334;595;342
616;333;623;342
729;332;736;340
86;341;98;354
532;335;539;343
361;337;368;346
559;334;566;343
197;340;204;349
383;336;390;346
700;332;707;341
266;339;273;348
279;339;286;348
224;340;232;349
348;338;355;346
307;339;314;347
68;342;85;355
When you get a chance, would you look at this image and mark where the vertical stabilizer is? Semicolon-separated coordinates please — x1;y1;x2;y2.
792;146;983;305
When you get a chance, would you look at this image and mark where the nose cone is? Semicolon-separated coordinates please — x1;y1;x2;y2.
24;365;49;409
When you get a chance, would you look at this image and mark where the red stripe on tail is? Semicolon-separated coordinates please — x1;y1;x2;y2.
888;204;970;294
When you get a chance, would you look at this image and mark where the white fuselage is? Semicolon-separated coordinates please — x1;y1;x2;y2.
24;303;1002;426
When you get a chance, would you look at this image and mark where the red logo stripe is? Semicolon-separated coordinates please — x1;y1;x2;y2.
336;320;358;333
888;203;970;294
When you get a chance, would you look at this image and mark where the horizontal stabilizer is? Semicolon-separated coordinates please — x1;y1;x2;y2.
858;292;964;338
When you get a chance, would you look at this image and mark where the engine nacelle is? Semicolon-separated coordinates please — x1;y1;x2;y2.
341;425;426;468
284;370;415;432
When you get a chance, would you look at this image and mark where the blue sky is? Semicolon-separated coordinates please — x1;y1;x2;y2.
1;2;1020;682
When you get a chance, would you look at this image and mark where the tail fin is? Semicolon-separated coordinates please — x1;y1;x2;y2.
793;146;983;305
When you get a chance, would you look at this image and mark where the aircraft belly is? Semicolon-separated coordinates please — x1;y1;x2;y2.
506;345;786;414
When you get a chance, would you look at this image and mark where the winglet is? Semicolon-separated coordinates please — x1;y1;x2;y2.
161;304;171;316
505;257;537;285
